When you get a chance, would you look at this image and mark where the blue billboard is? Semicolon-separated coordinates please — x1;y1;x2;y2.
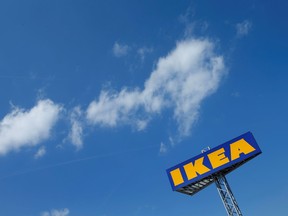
166;132;261;191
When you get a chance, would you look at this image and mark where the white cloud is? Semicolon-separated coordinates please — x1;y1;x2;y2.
136;119;149;131
0;99;61;155
41;208;70;216
169;136;175;147
159;142;168;154
113;42;130;57
179;7;208;37
137;47;153;62
68;106;84;150
87;89;142;127
34;146;46;159
236;20;252;37
87;38;226;136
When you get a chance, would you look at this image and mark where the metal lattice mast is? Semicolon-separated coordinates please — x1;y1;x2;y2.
214;174;243;216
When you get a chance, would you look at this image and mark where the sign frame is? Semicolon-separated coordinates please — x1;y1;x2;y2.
166;132;261;192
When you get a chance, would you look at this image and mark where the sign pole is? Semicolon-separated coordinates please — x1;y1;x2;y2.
213;174;243;216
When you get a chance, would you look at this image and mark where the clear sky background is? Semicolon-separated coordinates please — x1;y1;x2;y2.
0;0;287;216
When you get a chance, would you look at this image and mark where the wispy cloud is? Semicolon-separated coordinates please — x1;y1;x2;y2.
236;20;252;37
137;47;153;62
34;146;46;159
87;38;226;136
136;119;149;131
179;6;209;37
68;106;84;150
159;142;168;154
41;208;69;216
0;99;61;155
113;42;130;57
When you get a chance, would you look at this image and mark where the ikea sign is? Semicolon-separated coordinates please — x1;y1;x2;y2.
166;132;261;191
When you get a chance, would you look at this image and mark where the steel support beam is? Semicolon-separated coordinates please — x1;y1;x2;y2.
214;174;243;216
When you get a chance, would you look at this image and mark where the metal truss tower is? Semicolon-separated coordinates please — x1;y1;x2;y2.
214;174;243;216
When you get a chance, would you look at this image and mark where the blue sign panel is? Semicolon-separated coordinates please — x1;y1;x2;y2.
166;132;261;191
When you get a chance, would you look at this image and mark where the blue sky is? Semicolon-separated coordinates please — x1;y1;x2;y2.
0;0;287;215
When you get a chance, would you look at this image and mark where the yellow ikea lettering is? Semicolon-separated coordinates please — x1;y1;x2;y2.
170;168;184;186
208;148;230;169
183;157;210;180
169;138;257;187
230;138;256;160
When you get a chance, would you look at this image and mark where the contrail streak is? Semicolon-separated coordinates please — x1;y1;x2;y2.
0;75;54;80
0;144;158;180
